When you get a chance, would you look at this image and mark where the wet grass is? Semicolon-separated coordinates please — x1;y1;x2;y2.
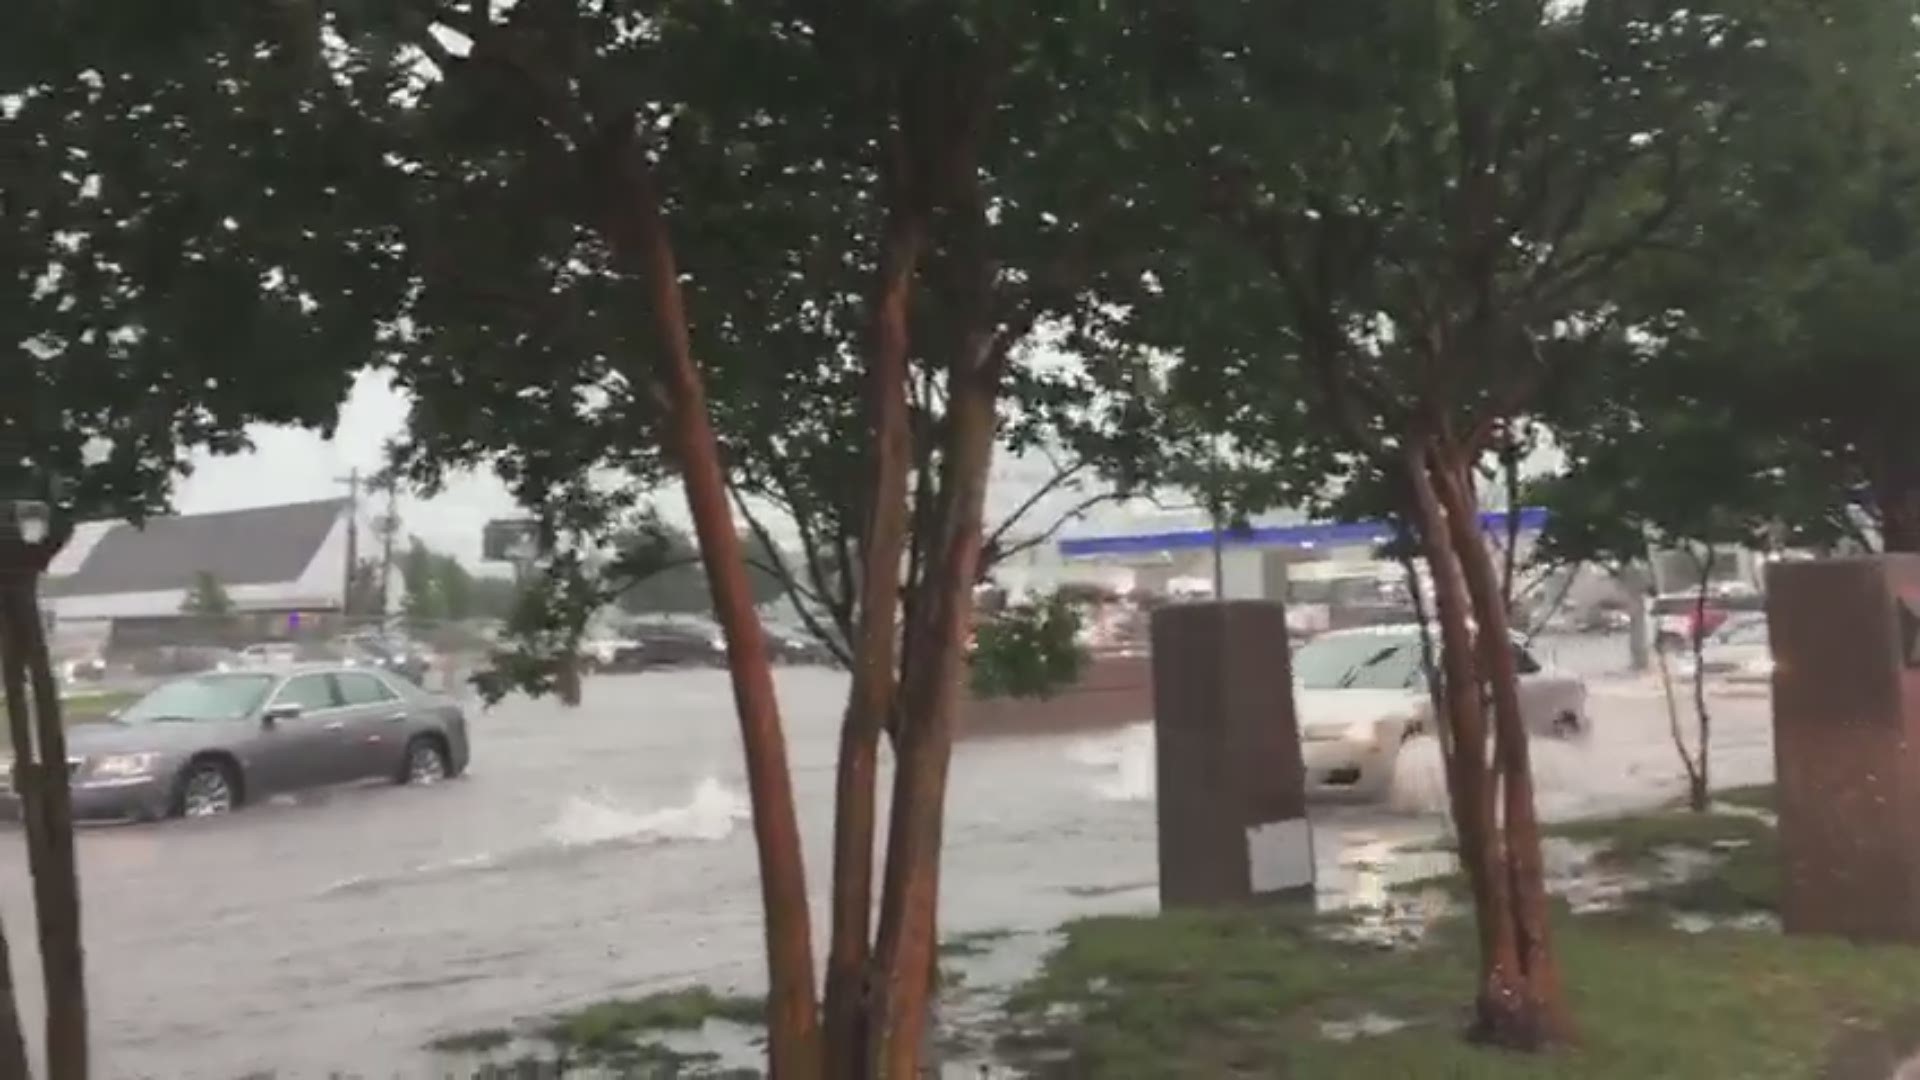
1547;805;1779;917
544;987;765;1041
1;688;142;724
1000;802;1920;1078
428;986;766;1076
425;1026;516;1054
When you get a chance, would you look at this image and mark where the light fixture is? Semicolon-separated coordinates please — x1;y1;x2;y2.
1;500;49;546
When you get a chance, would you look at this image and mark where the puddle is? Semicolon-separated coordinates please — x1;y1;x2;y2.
1551;841;1715;915
1710;801;1779;827
1319;1012;1412;1042
1672;911;1781;934
932;928;1067;1077
1317;887;1459;950
1320;834;1458;911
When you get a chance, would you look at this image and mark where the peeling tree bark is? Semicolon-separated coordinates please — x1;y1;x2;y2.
596;138;822;1080
869;332;1003;1077
1434;451;1573;1049
1405;447;1516;1026
1;554;89;1080
822;199;927;1079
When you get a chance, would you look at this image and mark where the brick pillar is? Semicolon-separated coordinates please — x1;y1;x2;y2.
1767;555;1920;941
1150;600;1311;908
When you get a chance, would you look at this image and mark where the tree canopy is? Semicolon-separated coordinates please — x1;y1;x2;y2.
4;5;402;559
178;571;234;619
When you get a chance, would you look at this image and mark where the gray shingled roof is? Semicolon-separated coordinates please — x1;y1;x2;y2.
59;499;348;598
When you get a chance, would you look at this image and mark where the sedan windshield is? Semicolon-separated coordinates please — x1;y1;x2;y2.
1293;634;1421;691
120;673;277;724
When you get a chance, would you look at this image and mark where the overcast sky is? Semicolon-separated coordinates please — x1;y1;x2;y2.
166;371;1161;570
173;371;519;567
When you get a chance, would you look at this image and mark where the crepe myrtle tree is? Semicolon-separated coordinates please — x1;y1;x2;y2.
1605;1;1920;553
1530;362;1850;812
309;2;1146;1074
1073;0;1800;1049
5;5;404;1075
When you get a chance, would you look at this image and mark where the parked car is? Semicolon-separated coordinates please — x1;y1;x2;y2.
0;664;470;822
61;655;108;684
236;641;301;667
127;645;243;677
1675;613;1773;683
1291;626;1590;800
608;618;727;670
338;634;434;687
1651;589;1765;649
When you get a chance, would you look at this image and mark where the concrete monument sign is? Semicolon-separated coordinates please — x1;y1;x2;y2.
1767;555;1920;941
1150;600;1312;908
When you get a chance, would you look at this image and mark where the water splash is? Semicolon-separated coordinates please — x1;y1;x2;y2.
1068;723;1155;803
1386;732;1597;818
545;779;751;847
323;780;751;898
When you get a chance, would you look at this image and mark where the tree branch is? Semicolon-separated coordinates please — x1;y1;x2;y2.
731;488;852;667
981;458;1089;557
985;491;1119;575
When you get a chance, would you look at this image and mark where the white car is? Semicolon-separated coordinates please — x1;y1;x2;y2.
1676;613;1772;684
1291;625;1591;800
235;642;299;668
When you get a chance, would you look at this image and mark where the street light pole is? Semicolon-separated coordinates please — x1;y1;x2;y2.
336;468;361;618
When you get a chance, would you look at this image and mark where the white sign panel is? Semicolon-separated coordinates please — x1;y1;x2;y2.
1247;817;1315;895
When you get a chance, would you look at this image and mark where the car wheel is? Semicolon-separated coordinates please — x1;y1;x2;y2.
400;736;450;786
172;760;238;819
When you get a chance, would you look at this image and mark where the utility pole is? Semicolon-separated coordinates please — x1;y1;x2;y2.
337;467;361;618
375;479;400;626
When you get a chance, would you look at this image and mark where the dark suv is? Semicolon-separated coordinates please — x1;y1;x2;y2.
609;619;727;670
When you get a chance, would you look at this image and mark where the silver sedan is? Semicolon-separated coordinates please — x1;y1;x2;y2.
1;664;471;822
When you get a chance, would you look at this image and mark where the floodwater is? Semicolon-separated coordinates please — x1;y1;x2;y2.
0;632;1776;1078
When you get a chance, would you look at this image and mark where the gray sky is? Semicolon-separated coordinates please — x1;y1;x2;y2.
167;369;1560;572
168;371;1149;569
174;371;518;567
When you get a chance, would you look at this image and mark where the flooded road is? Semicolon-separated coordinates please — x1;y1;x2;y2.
0;635;1775;1078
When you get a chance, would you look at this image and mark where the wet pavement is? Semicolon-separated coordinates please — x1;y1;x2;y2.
0;633;1778;1078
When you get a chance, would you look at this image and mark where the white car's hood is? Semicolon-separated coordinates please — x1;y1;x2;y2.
1294;687;1423;736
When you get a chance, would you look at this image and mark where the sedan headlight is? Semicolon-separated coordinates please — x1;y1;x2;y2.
87;752;161;780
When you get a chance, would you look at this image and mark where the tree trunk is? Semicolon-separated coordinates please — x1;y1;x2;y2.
1653;629;1703;810
1404;449;1520;1035
0;907;27;1080
1433;453;1573;1049
1873;471;1920;553
0;595;36;1080
822;206;927;1079
596;140;821;1079
1686;550;1716;813
1395;534;1450;762
0;571;89;1079
868;338;1002;1077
